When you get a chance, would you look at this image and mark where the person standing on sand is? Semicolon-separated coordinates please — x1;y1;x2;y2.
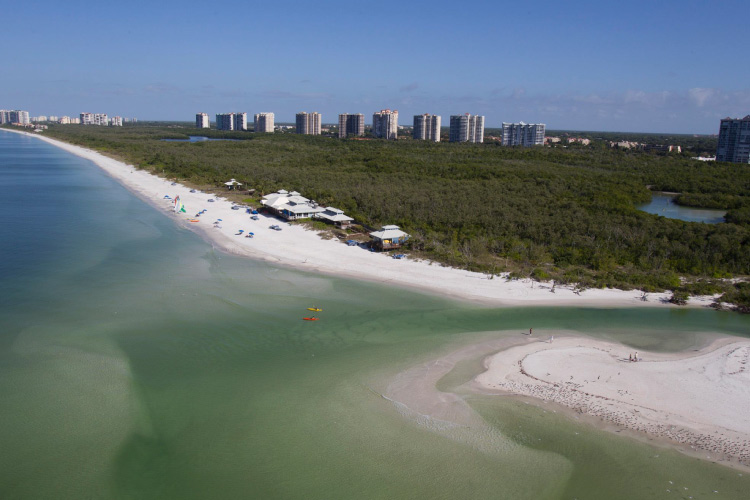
634;352;638;362
529;328;533;335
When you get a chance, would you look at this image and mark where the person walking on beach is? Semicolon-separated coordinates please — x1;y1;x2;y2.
529;328;533;335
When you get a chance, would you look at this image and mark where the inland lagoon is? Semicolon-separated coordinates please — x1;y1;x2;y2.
638;192;727;224
1;130;749;499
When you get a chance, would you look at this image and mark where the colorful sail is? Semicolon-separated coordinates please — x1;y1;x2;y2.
173;196;186;213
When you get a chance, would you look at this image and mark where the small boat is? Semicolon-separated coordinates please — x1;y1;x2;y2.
307;307;322;312
303;317;319;321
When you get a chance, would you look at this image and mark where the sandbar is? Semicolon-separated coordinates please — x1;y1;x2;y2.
474;335;750;467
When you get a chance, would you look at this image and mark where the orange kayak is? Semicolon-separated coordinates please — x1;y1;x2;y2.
303;317;319;321
188;219;200;222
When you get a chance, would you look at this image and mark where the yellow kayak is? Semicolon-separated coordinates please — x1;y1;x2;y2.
307;307;322;312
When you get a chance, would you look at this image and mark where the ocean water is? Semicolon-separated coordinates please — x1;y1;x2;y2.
1;130;749;499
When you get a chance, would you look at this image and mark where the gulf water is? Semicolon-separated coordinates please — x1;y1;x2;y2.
1;130;749;499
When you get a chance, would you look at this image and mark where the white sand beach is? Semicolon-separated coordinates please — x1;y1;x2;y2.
475;335;750;466
7;129;718;308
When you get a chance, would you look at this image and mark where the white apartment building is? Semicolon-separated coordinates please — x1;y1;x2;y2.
254;112;274;133
449;114;484;143
296;112;322;135
4;110;30;124
338;113;365;138
372;109;398;140
196;112;210;128
216;113;235;131
80;112;108;126
233;112;247;131
413;114;441;142
110;116;123;127
501;122;545;147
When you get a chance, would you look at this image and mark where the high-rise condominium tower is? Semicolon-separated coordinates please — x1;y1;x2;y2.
296;112;322;135
337;114;365;138
413;114;441;142
4;110;30;124
215;113;235;131
196;113;210;128
501;122;545;147
717;116;750;163
233;112;247;131
80;112;108;126
372;109;398;140
449;114;484;143
254;113;275;133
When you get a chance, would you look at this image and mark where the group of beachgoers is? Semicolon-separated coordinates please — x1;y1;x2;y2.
628;352;640;362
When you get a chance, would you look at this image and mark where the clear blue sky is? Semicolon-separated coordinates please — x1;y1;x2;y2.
3;0;748;133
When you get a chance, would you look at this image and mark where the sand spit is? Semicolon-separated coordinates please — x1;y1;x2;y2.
475;335;750;467
4;128;718;308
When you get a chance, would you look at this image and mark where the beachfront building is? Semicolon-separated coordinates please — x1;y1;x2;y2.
80;112;108;126
315;207;354;229
449;114;484;143
717;116;750;163
372;109;398;140
254;113;275;133
224;178;242;190
296;112;322;135
234;112;247;131
501;122;546;147
196;112;210;128
413;114;441;142
369;225;410;251
338;113;365;138
110;116;123;127
12;110;31;124
216;113;235;131
261;189;325;220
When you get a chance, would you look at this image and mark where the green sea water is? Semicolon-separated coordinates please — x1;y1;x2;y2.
1;130;749;499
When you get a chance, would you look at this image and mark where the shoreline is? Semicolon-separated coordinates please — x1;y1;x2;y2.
2;128;717;308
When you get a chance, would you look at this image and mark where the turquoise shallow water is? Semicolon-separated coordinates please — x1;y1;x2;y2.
1;130;749;499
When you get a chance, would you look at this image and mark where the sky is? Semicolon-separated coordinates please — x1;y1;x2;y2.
3;0;748;133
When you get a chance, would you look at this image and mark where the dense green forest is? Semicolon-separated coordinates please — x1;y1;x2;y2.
23;124;750;311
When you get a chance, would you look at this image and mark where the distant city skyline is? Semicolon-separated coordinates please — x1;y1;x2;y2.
3;0;749;134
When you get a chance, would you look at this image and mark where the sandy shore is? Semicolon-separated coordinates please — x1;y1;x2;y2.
474;335;750;467
5;129;717;308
